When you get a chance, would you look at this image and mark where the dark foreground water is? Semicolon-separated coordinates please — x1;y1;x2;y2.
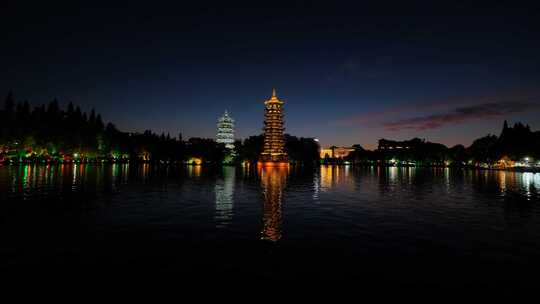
1;164;540;291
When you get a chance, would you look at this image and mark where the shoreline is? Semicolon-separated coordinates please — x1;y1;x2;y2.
1;160;539;173
324;163;540;173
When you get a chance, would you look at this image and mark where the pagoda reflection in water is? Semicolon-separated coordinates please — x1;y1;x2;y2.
259;165;288;242
215;166;235;227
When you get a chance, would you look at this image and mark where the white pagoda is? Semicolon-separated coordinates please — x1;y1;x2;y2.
216;110;235;151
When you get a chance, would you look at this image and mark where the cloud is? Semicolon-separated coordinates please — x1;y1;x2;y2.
383;101;539;131
336;87;540;131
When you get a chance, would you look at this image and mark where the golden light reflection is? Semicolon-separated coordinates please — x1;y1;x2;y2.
258;165;288;242
320;165;335;189
499;170;507;193
257;161;289;168
319;165;353;191
141;163;150;182
187;163;201;178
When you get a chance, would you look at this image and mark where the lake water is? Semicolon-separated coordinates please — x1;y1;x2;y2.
2;164;540;291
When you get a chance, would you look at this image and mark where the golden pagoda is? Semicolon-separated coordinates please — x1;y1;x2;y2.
259;89;288;164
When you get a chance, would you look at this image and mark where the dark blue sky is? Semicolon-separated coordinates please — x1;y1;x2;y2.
2;2;540;149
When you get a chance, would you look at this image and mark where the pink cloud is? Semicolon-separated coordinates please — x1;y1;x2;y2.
384;101;539;131
339;87;540;130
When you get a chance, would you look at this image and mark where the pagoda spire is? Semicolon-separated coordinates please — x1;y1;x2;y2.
272;88;277;98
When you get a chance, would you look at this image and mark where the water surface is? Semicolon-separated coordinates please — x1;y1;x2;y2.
1;164;540;290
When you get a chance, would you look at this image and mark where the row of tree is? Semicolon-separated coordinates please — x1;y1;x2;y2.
344;121;540;166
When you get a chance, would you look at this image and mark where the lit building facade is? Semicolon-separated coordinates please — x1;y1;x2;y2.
320;146;355;159
216;110;235;150
378;138;424;150
259;89;288;163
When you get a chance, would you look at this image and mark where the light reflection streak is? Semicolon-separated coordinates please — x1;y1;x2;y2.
499;170;506;194
312;169;320;200
259;165;287;242
215;166;235;227
320;165;355;192
522;172;533;197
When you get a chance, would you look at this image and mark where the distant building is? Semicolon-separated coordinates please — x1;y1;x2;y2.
320;146;355;159
216;110;235;150
377;138;424;150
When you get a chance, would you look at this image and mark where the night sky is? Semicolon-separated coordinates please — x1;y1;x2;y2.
2;2;540;149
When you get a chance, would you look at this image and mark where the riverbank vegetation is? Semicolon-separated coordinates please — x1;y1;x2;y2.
341;121;540;170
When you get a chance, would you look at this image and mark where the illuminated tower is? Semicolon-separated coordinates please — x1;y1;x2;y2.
216;110;235;150
259;89;288;163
